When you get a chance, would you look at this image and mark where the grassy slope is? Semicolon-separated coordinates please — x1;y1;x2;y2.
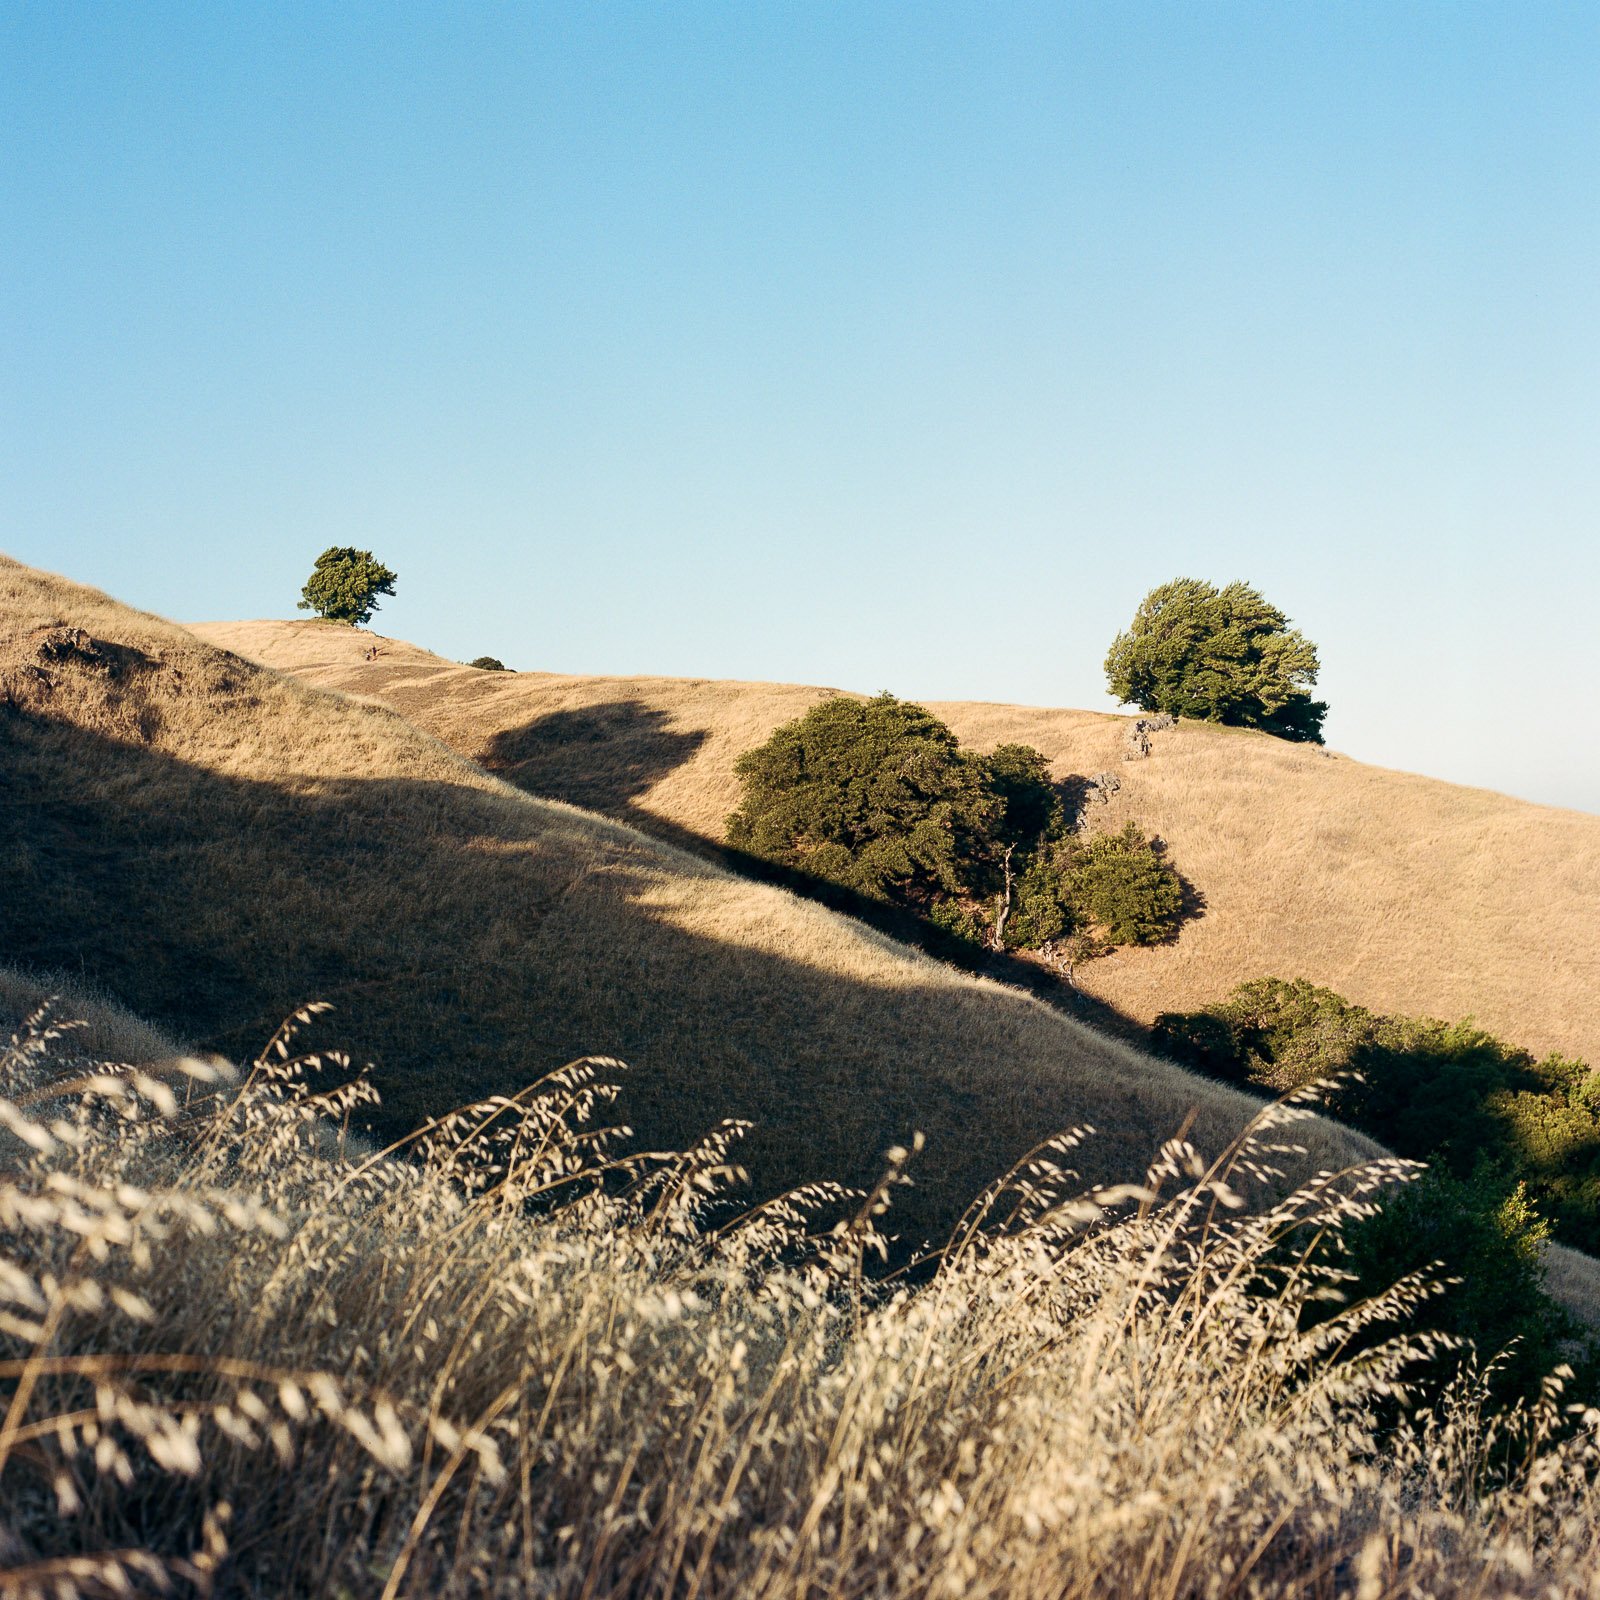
196;618;1600;1070
1;558;1376;1247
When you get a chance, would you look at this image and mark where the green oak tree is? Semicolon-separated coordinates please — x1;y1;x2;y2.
1105;578;1327;743
727;699;1188;964
298;547;399;626
726;694;999;909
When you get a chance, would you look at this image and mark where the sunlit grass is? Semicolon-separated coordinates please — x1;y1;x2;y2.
212;612;1600;1073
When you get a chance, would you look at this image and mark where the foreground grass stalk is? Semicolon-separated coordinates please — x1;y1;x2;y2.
4;1003;1600;1597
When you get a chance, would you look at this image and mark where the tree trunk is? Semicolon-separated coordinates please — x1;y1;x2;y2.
993;844;1015;949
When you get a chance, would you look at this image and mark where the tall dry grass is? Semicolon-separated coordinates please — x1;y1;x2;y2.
5;1001;1600;1599
0;965;191;1073
202;617;1600;1068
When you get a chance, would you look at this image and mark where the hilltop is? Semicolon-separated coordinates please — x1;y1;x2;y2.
196;617;1600;1070
0;558;1375;1247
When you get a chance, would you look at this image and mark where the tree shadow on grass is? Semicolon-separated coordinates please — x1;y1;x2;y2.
479;702;1161;1049
1146;834;1209;935
479;702;709;816
480;701;1217;1043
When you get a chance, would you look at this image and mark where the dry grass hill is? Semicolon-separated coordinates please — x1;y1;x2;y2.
195;617;1600;1070
12;560;1600;1598
0;556;1381;1248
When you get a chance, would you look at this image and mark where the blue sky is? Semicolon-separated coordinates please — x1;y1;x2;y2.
4;3;1597;810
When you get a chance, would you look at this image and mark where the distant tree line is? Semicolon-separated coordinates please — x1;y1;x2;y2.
726;693;1187;969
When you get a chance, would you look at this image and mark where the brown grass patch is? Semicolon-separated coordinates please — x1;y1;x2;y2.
0;965;188;1070
5;1009;1599;1597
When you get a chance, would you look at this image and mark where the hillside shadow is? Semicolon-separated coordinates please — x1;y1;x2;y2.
0;700;1263;1250
1058;774;1096;830
1146;834;1209;935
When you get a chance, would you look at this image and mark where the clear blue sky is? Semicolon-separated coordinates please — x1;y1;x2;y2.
4;3;1597;810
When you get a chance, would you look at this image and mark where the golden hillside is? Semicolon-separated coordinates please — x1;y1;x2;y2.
1;558;1374;1245
196;617;1600;1068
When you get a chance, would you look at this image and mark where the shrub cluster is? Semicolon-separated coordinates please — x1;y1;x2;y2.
726;694;1185;965
1153;977;1600;1394
1330;1164;1580;1407
1152;977;1600;1252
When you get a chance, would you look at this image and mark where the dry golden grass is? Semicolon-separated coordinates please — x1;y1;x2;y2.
6;1005;1600;1598
199;617;1600;1068
1;558;1378;1249
1546;1244;1600;1334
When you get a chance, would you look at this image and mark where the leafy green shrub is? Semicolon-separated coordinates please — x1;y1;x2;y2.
727;699;1191;967
981;743;1063;849
469;655;509;671
297;546;398;626
1105;577;1327;743
1152;976;1378;1093
1000;824;1183;954
1004;853;1073;950
726;694;998;908
1154;977;1600;1252
925;897;987;946
1336;1167;1579;1408
1063;823;1184;946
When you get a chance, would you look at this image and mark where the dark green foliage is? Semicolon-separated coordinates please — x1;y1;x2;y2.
1062;824;1184;946
924;897;988;946
1151;976;1381;1094
981;744;1062;850
728;699;1191;965
1002;825;1183;954
726;694;998;907
1105;578;1327;743
1004;853;1073;950
1154;977;1600;1252
297;547;399;626
979;743;1072;951
1337;1167;1576;1408
469;656;509;672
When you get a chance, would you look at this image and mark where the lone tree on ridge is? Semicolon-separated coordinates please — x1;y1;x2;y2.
298;547;399;626
1104;577;1327;743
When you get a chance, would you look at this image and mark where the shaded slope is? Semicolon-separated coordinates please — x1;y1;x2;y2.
1;559;1371;1246
197;618;1600;1069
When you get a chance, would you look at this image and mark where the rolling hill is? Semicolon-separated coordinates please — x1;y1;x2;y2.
0;556;1378;1248
195;617;1600;1071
